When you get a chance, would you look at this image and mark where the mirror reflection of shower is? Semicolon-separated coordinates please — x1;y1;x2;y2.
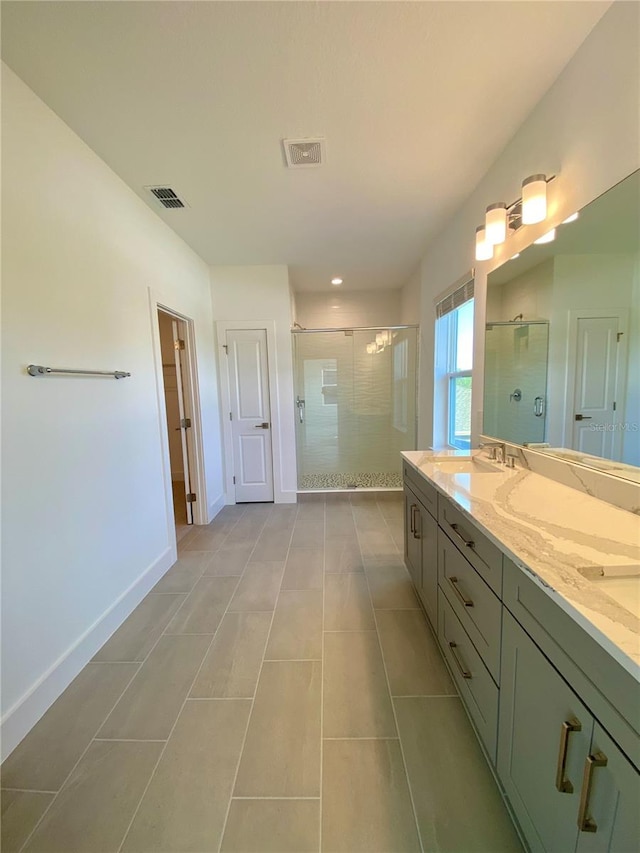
293;327;418;490
483;320;549;445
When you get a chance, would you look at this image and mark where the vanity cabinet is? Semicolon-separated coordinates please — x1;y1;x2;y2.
402;460;640;853
403;479;438;627
499;610;640;853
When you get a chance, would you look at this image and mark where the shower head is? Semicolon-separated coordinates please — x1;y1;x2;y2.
511;313;523;322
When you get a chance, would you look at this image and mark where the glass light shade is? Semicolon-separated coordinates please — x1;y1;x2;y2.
375;333;383;347
485;203;508;244
521;174;547;225
366;342;376;354
475;225;494;261
534;228;556;245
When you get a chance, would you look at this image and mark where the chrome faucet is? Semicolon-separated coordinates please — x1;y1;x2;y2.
480;441;505;463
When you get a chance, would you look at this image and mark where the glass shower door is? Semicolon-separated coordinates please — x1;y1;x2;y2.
483;321;549;445
293;327;418;490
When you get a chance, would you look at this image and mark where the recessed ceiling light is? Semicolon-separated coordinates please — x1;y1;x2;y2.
562;212;579;224
331;277;343;285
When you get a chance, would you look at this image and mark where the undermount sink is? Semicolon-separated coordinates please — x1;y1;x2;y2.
580;565;640;616
430;456;503;474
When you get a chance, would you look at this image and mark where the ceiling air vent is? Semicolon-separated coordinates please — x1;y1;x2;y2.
283;138;325;168
145;186;187;209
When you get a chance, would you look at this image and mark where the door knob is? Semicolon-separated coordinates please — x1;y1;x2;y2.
574;414;593;421
254;422;270;429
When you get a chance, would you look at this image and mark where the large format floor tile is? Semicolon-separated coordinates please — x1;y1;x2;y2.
228;562;284;611
322;738;421;853
1;790;53;853
234;661;321;797
265;589;323;660
395;696;523;852
3;491;521;853
324;573;375;630
121;699;251;853
281;547;324;589
376;609;455;696
22;741;162;853
221;799;320;852
93;593;186;661
323;631;396;738
151;551;210;594
98;634;210;740
164;575;239;634
1;662;139;791
190;611;272;698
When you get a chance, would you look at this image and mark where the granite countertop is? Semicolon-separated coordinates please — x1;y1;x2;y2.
401;449;640;679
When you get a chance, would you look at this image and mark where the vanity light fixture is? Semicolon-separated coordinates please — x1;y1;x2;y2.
534;228;556;245
485;203;508;245
475;225;494;261
521;174;548;224
331;277;343;285
366;342;377;354
562;212;579;224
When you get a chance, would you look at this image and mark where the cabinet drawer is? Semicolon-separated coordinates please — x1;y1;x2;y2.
438;495;503;595
403;462;437;518
438;529;502;683
438;591;499;763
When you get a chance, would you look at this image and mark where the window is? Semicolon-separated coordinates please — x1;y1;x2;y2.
321;366;337;405
435;295;474;449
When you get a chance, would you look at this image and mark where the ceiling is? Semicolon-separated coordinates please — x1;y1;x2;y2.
1;1;610;292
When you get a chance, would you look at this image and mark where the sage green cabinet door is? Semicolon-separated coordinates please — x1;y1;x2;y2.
575;723;640;853
498;610;593;853
404;487;421;589
417;507;437;629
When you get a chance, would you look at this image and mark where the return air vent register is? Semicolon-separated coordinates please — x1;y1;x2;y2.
145;186;188;209
283;138;325;168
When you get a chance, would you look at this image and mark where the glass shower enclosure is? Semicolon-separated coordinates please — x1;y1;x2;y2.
293;327;418;490
483;321;549;445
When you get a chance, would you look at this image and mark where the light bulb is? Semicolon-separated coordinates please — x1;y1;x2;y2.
485;203;508;245
331;277;343;285
534;228;556;245
521;175;547;225
475;225;493;261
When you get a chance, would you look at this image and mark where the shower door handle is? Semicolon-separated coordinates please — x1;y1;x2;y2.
296;397;305;423
534;396;545;417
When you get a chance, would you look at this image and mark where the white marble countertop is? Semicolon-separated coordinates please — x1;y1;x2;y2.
402;449;640;679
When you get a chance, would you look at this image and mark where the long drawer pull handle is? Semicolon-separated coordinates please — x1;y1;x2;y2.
409;504;416;535
448;575;474;607
448;641;472;679
555;717;582;793
413;507;421;540
450;522;475;549
577;751;608;832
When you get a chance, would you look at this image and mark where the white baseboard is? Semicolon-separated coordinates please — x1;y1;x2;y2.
1;546;176;762
276;490;298;504
208;493;225;523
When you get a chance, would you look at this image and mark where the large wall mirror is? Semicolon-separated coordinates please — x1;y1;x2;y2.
483;169;639;480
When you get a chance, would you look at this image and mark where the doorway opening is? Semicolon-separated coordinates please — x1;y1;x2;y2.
157;308;198;539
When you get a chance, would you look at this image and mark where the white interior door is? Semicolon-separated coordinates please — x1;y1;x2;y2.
172;319;195;523
227;329;274;502
570;314;625;459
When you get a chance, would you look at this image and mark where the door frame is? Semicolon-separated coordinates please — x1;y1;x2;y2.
150;293;208;533
217;320;283;504
562;307;629;457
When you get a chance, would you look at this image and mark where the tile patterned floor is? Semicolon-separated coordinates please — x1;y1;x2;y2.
1;493;522;853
